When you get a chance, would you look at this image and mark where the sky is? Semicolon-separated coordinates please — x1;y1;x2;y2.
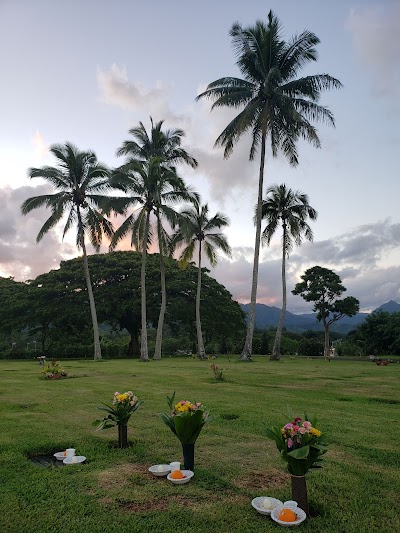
1;0;399;314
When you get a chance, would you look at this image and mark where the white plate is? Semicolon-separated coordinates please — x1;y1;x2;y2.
148;464;171;477
271;505;306;527
63;456;86;465
167;470;194;484
251;496;283;515
54;451;67;461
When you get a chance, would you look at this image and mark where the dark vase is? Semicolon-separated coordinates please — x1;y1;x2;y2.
118;424;128;448
291;475;309;515
182;443;195;471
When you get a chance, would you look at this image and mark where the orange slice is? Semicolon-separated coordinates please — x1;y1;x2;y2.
278;508;297;522
170;470;185;479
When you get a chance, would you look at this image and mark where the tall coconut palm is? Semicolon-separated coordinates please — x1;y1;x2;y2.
116;118;198;360
21;142;113;360
260;184;317;360
109;157;196;361
172;202;232;360
197;10;341;360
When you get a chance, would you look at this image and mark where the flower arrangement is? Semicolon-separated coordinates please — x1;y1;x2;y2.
160;392;210;470
41;360;67;379
266;415;327;515
94;391;143;448
266;415;327;476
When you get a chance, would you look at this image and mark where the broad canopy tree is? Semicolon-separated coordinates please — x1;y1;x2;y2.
292;266;359;359
6;252;245;358
197;10;341;360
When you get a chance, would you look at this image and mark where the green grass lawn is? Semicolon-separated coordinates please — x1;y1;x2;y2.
0;356;399;533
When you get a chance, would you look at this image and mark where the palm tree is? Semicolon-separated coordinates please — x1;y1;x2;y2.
109;157;196;361
21;142;113;360
172;202;232;360
116;118;198;360
260;184;317;360
196;11;341;360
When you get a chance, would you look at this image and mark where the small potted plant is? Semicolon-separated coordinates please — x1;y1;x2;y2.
41;360;67;379
94;391;143;448
266;415;327;515
160;392;210;471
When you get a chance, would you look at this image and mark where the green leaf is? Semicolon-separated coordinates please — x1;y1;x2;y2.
287;445;310;460
174;409;206;444
166;392;176;410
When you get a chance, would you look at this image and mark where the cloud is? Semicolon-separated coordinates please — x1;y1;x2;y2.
32;130;49;159
96;66;259;205
2;191;400;314
347;4;400;101
0;185;77;280
211;219;400;313
97;63;190;126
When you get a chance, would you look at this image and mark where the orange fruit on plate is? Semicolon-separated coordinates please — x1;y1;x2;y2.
170;470;185;479
278;508;297;522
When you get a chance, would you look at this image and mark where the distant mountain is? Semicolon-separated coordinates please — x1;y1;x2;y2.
239;301;400;334
373;300;400;313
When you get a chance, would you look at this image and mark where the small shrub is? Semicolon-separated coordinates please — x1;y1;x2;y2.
210;364;224;382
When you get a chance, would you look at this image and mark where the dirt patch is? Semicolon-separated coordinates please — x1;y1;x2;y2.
234;468;288;490
98;463;148;490
99;494;193;513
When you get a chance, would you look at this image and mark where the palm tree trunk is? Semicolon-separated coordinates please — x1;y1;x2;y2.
81;241;102;360
271;224;287;361
196;241;206;360
154;215;165;360
140;211;150;361
240;132;267;361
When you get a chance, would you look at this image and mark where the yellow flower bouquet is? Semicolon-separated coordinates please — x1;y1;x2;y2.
160;392;210;470
94;390;143;448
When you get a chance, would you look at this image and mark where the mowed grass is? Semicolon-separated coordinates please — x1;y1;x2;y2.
0;356;399;533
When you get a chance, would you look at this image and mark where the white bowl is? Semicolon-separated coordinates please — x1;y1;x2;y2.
63;456;86;465
271;504;306;527
251;496;283;515
54;451;67;461
148;464;171;477
167;470;194;484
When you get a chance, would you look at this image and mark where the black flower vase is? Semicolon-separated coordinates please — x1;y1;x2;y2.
118;424;128;448
182;443;195;471
291;475;309;515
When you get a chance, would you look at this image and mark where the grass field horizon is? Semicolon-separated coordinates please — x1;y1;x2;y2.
1;357;399;532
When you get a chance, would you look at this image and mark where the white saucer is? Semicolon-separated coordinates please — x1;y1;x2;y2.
54;451;67;461
251;496;283;515
63;456;86;465
167;470;194;484
271;504;306;527
148;464;171;477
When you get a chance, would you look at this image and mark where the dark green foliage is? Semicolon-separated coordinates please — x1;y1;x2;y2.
0;252;245;358
298;338;324;356
293;266;359;358
292;266;359;325
336;341;361;357
348;311;400;355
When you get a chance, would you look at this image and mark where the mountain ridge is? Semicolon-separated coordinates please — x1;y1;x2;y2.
239;301;400;334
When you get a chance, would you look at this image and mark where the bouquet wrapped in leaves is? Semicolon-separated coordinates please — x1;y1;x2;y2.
266;415;327;476
160;392;210;470
266;415;327;515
